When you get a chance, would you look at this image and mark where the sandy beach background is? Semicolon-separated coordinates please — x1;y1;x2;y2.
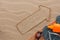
0;0;60;40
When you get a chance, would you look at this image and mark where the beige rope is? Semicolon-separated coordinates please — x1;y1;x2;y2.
16;5;52;35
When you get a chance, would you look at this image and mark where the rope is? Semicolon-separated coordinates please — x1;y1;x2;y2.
16;5;52;35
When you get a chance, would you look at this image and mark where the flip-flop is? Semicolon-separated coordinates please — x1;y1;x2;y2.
35;31;42;40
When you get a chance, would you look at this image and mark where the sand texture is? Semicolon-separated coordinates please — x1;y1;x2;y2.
0;0;60;40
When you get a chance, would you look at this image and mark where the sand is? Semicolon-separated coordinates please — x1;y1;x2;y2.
0;0;60;40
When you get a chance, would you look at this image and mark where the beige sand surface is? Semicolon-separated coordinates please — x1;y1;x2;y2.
0;0;60;40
